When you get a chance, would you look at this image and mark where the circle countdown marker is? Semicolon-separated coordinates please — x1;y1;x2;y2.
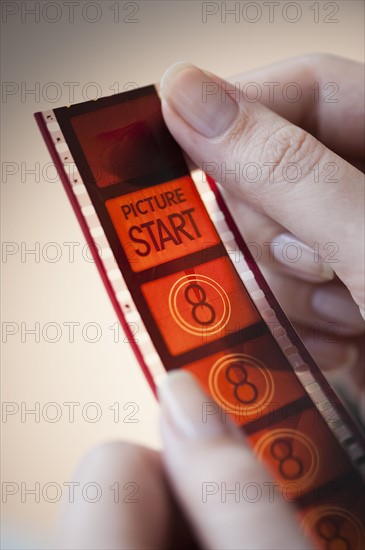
208;354;274;419
168;274;231;336
255;429;319;492
301;506;365;549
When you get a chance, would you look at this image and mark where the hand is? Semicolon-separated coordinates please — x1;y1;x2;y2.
160;54;365;422
57;55;364;549
57;372;312;549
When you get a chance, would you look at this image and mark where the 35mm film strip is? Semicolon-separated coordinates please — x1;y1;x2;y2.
35;85;365;549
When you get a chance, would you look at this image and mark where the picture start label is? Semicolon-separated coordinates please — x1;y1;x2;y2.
105;176;220;272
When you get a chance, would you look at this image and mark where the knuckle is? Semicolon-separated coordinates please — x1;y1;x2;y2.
302;52;335;68
224;109;261;165
260;124;323;180
81;440;147;472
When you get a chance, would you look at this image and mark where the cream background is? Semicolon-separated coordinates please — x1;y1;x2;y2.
1;0;364;547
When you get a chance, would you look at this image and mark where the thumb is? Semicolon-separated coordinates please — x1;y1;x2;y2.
158;371;311;550
160;62;365;314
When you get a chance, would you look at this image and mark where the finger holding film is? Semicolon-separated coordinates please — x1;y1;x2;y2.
292;323;364;423
179;54;365;171
294;323;360;376
227;54;365;160
220;188;334;283
160;63;365;314
158;370;312;550
260;266;364;336
57;442;170;550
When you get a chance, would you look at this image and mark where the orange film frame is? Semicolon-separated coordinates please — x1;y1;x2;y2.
35;85;365;548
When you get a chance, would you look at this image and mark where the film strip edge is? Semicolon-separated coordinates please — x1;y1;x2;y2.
190;170;365;480
40;109;166;383
39;108;365;480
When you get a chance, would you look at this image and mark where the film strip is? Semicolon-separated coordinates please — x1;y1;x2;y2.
35;85;365;549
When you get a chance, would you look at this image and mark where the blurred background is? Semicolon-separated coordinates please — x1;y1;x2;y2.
1;1;364;548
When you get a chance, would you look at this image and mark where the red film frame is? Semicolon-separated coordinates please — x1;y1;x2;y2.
35;85;365;548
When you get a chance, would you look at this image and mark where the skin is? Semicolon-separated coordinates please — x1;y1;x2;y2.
57;54;364;550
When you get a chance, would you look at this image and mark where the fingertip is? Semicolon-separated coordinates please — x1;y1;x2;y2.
157;370;246;447
160;61;196;99
159;62;239;138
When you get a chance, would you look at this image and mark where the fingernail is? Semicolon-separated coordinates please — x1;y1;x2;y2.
160;61;238;138
271;233;334;282
312;286;365;333
157;370;236;440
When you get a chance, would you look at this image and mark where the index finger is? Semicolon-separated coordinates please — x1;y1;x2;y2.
227;54;364;159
